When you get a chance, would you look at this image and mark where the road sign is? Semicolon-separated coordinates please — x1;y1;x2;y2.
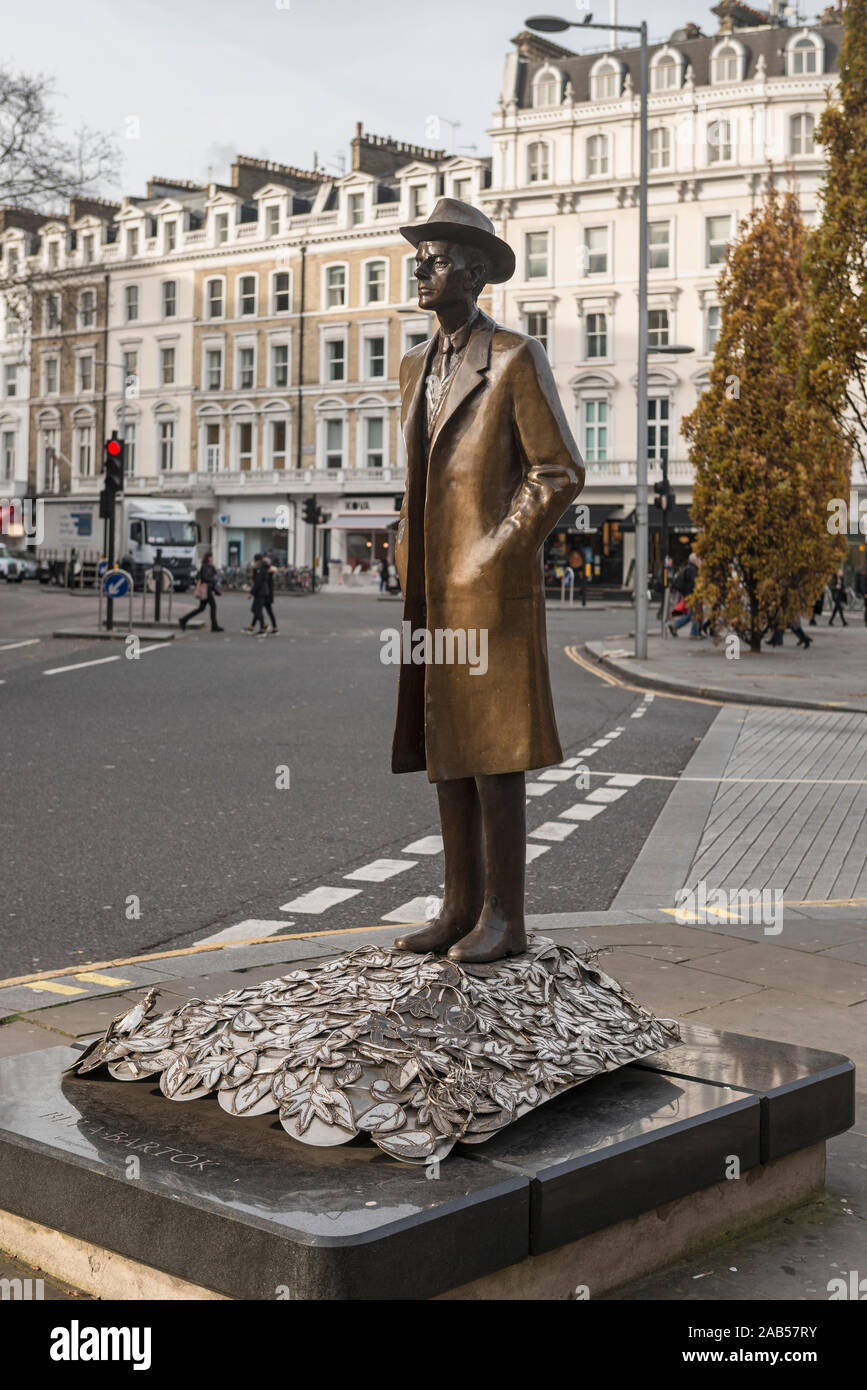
97;559;108;578
103;570;131;599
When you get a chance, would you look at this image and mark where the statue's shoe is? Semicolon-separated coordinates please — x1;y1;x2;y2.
447;920;527;964
393;918;472;954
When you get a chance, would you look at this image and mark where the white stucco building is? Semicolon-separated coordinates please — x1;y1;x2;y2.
483;2;844;583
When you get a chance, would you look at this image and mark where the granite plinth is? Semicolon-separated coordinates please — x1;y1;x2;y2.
635;1022;855;1162
0;1028;854;1300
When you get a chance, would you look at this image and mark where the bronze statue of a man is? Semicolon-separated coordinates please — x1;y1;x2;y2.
391;199;584;964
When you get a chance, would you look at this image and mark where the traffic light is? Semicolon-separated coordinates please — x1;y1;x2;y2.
303;498;318;525
652;479;675;511
104;434;125;492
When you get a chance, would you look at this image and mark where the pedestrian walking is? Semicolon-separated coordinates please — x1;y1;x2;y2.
179;552;223;631
379;557;389;593
667;552;702;638
828;569;849;626
243;554;278;635
855;566;867;626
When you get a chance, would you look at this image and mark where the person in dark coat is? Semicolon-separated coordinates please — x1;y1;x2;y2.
828;569;848;626
244;555;278;635
179;551;223;631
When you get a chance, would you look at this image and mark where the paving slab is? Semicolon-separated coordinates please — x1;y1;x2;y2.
687;989;867;1072
679;943;867;1007
591;949;764;1016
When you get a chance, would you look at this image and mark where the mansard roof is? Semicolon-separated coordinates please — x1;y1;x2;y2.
515;21;842;107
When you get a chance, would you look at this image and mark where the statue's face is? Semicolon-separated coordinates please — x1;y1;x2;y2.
414;239;474;313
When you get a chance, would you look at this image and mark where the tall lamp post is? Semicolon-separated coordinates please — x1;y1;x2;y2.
526;13;648;655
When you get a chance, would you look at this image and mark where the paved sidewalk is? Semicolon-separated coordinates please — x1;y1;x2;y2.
587;621;867;711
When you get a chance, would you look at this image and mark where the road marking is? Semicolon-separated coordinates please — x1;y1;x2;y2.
586;787;627;803
559;757;586;768
606;774;644;787
140;643;172;655
279;885;362;913
538;768;574;782
526;782;556;797
382;897;433;923
577;747;598;757
74;971;134;986
563;644;724;706
0;638;41;652
44;655;121;676
344;858;417;882
529;821;578;842
560;803;606;821
403;835;443;855
4;893;867;993
20;980;87;996
526;843;550;863
195;919;294;947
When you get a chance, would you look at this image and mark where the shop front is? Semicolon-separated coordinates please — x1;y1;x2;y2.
318;506;400;588
213;498;297;568
544;503;625;592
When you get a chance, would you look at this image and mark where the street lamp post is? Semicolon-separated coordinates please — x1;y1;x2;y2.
526;13;648;655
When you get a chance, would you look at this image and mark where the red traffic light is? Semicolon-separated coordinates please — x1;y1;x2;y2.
106;439;122;455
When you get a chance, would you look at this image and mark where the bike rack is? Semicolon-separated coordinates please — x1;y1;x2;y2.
141;567;174;624
97;567;135;632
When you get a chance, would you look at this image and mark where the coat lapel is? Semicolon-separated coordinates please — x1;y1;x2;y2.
401;336;437;445
430;313;493;454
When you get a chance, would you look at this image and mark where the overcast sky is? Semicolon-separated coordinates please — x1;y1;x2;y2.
7;1;736;199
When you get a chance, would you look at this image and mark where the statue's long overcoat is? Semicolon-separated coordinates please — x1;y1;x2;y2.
392;311;584;782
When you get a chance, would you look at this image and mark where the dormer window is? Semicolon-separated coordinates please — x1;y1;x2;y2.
165;221;177;252
48;240;60;269
532;66;562;108
82;234;94;263
265;205;280;238
348;192;364;227
590;58;622;101
712;42;743;83
127;228;139;258
650;50;682;92
788;33;823;76
215;213;229;244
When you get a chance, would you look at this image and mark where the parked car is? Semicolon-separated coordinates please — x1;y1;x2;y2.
0;544;38;581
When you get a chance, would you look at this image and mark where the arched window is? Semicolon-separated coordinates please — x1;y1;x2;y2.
707;118;733;164
788;32;823;76
586;135;610;178
649;127;672;171
651;49;682;92
527;141;551;183
590;58;623;101
532;67;562;108
711;41;743;83
790;112;815;156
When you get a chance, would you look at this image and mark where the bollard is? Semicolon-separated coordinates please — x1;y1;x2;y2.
154;548;163;624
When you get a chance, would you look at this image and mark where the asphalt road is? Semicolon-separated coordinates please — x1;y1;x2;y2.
0;582;716;978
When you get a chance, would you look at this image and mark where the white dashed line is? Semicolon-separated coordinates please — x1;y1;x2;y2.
577;747;598;756
538;768;575;782
586;787;628;803
526;782;556;797
344;858;417;882
560;803;606;821
196;919;292;947
279;886;362;913
382;897;433;923
0;638;41;652
403;835;444;855
43;655;121;676
526;843;550;863
529;821;578;842
606;773;644;787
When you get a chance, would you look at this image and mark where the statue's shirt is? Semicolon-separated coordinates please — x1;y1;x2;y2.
424;309;479;444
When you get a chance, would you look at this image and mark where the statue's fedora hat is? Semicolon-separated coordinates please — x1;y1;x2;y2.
400;198;516;283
